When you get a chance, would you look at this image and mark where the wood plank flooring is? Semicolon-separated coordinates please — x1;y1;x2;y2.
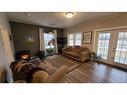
57;57;127;83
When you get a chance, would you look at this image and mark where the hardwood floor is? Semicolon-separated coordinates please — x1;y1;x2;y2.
59;60;127;83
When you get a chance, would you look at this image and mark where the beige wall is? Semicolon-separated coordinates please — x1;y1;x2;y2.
0;13;14;62
0;13;14;82
64;13;127;51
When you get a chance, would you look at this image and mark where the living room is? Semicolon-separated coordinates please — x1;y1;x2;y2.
1;0;127;95
1;12;127;83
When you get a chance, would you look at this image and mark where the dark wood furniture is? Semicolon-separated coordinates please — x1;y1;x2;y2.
57;29;67;54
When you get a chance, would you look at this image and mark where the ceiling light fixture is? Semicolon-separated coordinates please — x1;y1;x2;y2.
65;12;74;18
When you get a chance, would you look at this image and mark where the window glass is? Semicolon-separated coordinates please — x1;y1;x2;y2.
115;32;127;64
97;33;110;60
68;33;82;46
75;33;82;46
68;34;73;46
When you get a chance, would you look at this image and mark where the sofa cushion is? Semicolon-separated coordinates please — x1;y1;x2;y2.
63;46;89;53
63;51;80;58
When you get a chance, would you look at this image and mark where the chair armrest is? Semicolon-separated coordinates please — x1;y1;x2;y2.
46;65;68;83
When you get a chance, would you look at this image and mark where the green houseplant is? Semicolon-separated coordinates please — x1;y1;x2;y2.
35;50;48;60
91;52;102;62
46;48;55;56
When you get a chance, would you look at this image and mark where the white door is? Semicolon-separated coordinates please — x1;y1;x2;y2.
113;31;127;64
96;28;127;69
96;31;111;63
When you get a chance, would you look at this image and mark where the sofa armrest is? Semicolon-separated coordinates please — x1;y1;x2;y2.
61;48;66;51
80;51;91;61
62;47;70;51
46;65;68;83
80;51;90;56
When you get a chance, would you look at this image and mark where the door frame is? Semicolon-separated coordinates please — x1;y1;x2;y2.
0;27;14;63
95;31;112;63
93;26;127;69
112;29;127;64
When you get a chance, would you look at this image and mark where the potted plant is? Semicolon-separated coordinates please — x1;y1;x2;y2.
35;50;48;60
46;48;55;56
91;52;102;62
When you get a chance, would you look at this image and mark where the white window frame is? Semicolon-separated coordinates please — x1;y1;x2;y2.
67;33;74;46
93;26;127;69
67;32;82;46
75;33;82;46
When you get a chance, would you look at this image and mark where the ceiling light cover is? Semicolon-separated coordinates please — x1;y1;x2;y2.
65;12;74;18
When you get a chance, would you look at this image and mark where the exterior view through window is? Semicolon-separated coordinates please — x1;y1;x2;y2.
68;33;82;46
44;33;54;49
97;33;110;60
114;32;127;64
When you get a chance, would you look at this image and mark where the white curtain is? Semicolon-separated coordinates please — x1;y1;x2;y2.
53;29;58;53
39;28;45;51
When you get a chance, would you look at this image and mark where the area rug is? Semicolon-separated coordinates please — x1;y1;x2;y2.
44;55;81;73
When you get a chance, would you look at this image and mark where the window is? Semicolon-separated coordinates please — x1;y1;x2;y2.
97;33;110;60
68;33;82;46
95;28;127;68
114;32;127;64
68;33;74;46
44;33;54;49
75;33;82;46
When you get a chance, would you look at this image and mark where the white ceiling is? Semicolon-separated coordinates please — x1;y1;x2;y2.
7;12;114;29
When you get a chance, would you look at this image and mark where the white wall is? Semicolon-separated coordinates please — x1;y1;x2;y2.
64;13;127;51
0;13;14;62
0;13;14;82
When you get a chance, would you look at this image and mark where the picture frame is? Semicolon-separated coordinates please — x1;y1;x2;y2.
25;36;35;43
83;31;92;44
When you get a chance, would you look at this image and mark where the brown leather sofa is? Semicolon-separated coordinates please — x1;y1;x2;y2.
62;46;91;62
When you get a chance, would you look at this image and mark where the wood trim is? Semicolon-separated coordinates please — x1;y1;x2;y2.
98;61;127;71
95;26;127;32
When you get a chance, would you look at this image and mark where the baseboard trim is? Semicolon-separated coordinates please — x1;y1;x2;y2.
97;61;127;72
